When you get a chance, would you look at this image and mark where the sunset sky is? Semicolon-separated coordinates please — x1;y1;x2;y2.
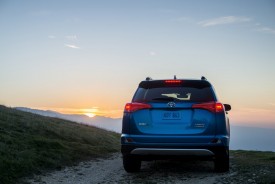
0;0;275;128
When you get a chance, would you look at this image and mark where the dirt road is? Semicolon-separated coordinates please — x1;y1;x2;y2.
27;153;255;184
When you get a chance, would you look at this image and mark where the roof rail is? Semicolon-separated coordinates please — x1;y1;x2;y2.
146;77;152;81
201;76;207;80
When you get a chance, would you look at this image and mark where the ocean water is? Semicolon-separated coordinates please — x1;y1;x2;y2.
230;125;275;152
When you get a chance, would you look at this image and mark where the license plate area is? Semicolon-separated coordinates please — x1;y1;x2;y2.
162;111;181;120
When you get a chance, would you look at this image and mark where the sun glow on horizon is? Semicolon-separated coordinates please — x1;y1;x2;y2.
31;106;124;118
85;113;96;118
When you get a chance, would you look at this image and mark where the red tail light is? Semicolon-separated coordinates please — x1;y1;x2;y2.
192;102;224;113
164;80;182;86
124;103;151;113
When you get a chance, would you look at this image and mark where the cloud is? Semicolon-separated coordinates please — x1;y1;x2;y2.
64;44;80;49
198;16;251;27
66;35;78;41
257;27;275;35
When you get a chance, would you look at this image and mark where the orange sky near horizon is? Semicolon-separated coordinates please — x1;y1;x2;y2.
20;101;275;129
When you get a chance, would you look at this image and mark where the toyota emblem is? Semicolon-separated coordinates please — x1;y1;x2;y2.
167;102;176;108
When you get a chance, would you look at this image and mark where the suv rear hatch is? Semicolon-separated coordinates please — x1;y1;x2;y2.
129;80;217;143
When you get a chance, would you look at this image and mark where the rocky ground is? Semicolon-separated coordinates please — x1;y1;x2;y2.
25;152;274;184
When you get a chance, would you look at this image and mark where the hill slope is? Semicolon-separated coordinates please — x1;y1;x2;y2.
15;107;122;133
0;105;120;184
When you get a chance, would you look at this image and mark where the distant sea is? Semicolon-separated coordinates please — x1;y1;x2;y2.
230;125;275;152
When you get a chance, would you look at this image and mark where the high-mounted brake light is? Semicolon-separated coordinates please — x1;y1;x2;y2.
192;102;224;113
164;80;182;85
124;103;151;113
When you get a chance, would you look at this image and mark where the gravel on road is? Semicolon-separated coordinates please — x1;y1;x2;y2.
26;153;251;184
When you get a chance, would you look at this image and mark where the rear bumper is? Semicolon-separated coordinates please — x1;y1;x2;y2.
131;148;214;156
121;134;229;160
121;144;228;161
122;143;228;154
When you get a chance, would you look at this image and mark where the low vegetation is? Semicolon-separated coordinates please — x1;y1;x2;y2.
229;150;275;183
0;105;120;184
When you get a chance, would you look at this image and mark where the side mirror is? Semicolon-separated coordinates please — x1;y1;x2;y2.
224;104;231;111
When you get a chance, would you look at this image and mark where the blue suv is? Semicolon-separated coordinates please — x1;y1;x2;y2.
121;76;231;172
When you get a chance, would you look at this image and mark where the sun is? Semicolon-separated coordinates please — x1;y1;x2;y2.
85;113;96;118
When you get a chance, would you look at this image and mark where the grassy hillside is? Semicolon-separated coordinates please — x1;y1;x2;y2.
229;150;275;183
0;105;120;184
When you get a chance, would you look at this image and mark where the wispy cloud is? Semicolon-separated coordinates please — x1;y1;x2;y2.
198;16;251;27
257;27;275;35
64;44;80;49
66;35;78;42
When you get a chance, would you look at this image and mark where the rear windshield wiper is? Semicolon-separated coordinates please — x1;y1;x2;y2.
151;97;176;102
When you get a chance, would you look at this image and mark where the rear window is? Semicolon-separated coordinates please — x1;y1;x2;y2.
132;87;215;103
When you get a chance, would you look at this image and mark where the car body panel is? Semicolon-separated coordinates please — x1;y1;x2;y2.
121;78;230;166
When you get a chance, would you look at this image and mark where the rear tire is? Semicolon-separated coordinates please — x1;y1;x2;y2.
214;151;229;172
123;155;141;172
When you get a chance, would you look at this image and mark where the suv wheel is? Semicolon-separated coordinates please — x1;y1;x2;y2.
123;155;141;172
214;151;229;172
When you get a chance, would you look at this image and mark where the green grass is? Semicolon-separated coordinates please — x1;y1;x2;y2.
230;150;275;183
0;105;120;184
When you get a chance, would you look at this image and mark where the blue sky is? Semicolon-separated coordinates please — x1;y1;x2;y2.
0;0;275;128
